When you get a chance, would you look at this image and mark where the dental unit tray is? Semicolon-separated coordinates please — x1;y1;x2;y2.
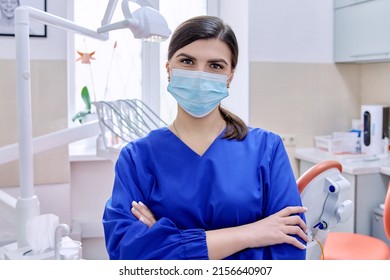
94;99;167;161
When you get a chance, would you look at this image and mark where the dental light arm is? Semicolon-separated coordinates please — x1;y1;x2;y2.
97;0;171;42
101;0;119;28
100;0;156;28
14;5;107;249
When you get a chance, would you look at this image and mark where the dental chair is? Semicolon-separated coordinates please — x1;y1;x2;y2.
323;181;390;260
297;160;354;260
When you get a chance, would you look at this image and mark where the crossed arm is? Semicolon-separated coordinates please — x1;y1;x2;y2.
131;201;308;260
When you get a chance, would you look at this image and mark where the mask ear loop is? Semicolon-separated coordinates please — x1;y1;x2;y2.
167;67;172;82
166;62;172;82
227;71;234;88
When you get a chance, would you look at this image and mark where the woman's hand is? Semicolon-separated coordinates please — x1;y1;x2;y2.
131;201;156;227
206;206;308;259
245;206;308;249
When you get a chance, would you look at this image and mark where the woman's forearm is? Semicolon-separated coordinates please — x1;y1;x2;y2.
206;224;251;260
131;201;308;260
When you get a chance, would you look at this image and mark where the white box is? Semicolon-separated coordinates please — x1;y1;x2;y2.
315;132;358;154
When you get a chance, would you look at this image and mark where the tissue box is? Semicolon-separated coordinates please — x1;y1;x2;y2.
315;132;358;154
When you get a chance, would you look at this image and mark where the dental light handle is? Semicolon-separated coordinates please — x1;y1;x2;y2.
97;18;139;34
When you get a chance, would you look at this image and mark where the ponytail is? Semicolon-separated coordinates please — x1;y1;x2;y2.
219;106;248;141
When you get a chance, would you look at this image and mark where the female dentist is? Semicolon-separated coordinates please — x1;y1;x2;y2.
103;15;307;260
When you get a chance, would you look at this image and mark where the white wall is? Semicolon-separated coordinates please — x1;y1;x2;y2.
218;0;334;124
249;0;334;63
0;0;67;60
219;0;250;123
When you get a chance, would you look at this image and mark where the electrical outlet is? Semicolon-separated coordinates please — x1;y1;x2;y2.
281;134;296;147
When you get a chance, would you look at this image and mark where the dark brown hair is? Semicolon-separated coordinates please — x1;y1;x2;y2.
167;15;248;141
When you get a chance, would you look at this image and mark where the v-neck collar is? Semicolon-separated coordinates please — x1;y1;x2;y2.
167;126;226;158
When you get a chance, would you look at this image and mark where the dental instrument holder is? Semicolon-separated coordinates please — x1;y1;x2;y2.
54;224;70;260
95;99;167;161
302;172;353;260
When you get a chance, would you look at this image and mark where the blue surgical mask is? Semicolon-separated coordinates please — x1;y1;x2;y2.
167;68;229;118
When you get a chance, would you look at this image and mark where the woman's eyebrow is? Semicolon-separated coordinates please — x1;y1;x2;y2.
208;58;229;66
175;53;229;66
175;52;196;60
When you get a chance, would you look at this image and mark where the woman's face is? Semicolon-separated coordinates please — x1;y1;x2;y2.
167;38;234;85
0;0;19;19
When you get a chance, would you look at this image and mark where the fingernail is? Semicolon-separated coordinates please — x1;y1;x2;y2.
139;217;145;222
131;201;138;207
138;201;145;206
131;207;137;213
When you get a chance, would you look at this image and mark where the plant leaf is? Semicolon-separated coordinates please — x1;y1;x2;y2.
81;86;91;110
72;110;91;123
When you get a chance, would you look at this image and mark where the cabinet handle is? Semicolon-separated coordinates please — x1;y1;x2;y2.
351;52;390;58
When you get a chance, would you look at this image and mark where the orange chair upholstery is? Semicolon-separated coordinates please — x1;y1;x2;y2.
323;182;390;260
297;160;342;193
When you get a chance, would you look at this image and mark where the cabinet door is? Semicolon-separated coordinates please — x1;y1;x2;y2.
334;0;390;62
355;173;388;235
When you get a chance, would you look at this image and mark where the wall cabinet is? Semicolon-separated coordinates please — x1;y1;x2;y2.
334;0;390;63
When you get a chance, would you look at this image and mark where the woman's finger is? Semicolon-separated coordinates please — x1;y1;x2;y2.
136;201;157;223
285;225;308;242
283;215;307;233
277;206;307;217
285;235;307;250
131;201;156;227
131;206;154;226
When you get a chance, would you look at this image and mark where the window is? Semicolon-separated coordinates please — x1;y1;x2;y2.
72;0;143;121
70;0;207;125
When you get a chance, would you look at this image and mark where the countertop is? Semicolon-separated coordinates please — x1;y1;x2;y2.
69;136;110;162
295;148;390;176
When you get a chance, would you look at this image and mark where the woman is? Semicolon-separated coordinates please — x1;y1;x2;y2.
103;15;307;260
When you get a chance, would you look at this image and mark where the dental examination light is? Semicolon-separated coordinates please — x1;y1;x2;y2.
4;0;170;251
97;0;171;42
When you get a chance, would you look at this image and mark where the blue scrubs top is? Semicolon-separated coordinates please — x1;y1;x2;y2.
103;127;306;260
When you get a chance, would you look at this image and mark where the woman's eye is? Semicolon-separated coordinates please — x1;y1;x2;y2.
210;63;223;70
180;59;193;65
